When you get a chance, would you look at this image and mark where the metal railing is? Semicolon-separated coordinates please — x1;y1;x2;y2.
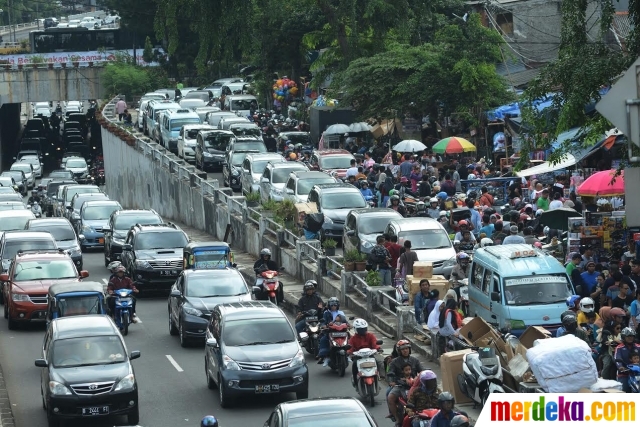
283;229;298;247
263;216;281;238
247;206;261;226
299;240;322;262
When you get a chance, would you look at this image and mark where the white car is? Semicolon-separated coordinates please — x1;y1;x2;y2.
34;107;51;118
260;161;309;203
63;157;89;181
65;101;83;113
10;163;35;189
178;124;215;161
137;93;166;130
17;156;43;178
240;153;286;195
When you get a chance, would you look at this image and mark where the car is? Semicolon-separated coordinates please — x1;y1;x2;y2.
227;122;262;140
159;108;202;153
35;315;140;425
260;161;309;202
343;208;405;254
0;201;27;212
226;137;267;154
16;149;43;162
16;155;43;178
144;99;181;137
276;131;313;152
223;150;259;191
178;124;215;161
183;90;213;103
206;111;238;127
48;170;74;180
0;186;16;195
76;200;122;250
265;398;378;427
43;17;58;28
103;209;163;266
10;162;36;189
218;116;251;131
63;157;90;183
240;153;286;195
178;98;207;110
222;94;258;117
44;180;76;217
283;171;340;203
195;106;221;122
309;149;356;179
0;210;36;232
34;107;52;118
0;230;58;275
64;101;83;113
1;250;88;329
307;183;369;241
204;301;308;407
58;184;101;217
66;192;109;226
120;223;189;292
0;176;18;192
137;94;167;131
195;129;235;172
168;269;252;346
0;194;24;204
204;77;244;98
25;218;83;270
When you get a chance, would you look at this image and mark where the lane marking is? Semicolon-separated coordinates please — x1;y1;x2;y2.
102;278;108;285
166;355;184;372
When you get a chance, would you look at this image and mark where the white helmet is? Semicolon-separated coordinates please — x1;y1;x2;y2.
260;248;272;257
480;238;494;248
353;318;368;329
579;297;595;313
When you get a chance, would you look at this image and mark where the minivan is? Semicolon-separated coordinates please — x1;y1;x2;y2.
307;183;368;241
467;244;575;336
207;111;238;127
384;217;457;277
195;130;236;172
160;108;201;153
223;94;258;117
343;208;404;254
145;100;181;137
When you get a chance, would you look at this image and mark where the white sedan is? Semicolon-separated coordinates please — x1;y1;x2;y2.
17;156;43;178
10;163;36;189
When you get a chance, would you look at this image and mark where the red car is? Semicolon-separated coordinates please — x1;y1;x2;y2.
2;250;89;329
310;149;355;179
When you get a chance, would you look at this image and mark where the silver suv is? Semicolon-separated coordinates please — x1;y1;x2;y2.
259;161;308;203
283;171;340;203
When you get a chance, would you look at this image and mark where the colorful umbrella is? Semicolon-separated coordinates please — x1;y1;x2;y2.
432;137;476;154
577;169;625;197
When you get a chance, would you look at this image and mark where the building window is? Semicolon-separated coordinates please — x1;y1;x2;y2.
496;12;514;36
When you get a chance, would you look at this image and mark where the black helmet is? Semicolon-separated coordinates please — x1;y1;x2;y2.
560;310;576;322
303;280;317;292
438;391;455;409
561;313;577;328
327;297;339;309
451;414;470;427
201;415;218;427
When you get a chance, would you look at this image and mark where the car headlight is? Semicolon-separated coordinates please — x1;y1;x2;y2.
12;293;30;302
112;237;125;245
183;306;202;317
68;247;81;256
222;355;241;371
49;381;72;395
361;240;374;249
443;257;456;268
203;151;213;157
135;260;152;269
114;373;135;391
289;349;305;368
324;216;334;225
81;225;93;233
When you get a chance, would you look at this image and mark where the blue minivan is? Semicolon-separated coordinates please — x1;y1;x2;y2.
467;244;575;336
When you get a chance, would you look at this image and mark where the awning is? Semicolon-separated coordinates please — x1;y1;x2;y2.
516;143;600;177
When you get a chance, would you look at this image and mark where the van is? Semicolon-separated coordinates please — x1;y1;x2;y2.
384;218;457;277
160;109;201;153
223;94;258;117
207;111;238;127
145;100;180;138
195;130;236;172
467;244;575;336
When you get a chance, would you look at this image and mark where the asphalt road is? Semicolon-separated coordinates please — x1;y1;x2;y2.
0;183;385;427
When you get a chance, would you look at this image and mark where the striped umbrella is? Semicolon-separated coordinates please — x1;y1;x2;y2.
432;137;476;154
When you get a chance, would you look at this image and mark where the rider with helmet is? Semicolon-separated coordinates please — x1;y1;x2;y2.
201;415;218;427
106;266;139;321
450;414;472;427
253;248;283;302
578;297;599;325
389;194;407;217
429;392;464;427
559;312;590;345
427;198;440;219
404;370;441;427
317;297;347;367
450;253;470;285
387;340;424;426
294;280;323;333
453;220;476;243
348;318;381;386
27;189;40;205
614;327;640;392
107;261;123;282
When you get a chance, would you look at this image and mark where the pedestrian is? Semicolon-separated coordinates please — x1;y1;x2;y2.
413;279;431;325
398;240;419;276
115;97;127;121
502;225;526;245
368;235;392;286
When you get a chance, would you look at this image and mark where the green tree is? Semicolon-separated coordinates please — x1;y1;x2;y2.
102;61;164;101
143;36;154;63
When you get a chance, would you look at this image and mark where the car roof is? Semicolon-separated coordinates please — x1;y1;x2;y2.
184;268;242;281
474;245;566;276
350;208;402;218
246;153;284;161
51;315;119;339
114;209;158;217
314;149;353;156
290;171;333;180
313;183;358;192
388;217;443;231
27;218;73;228
2;230;54;240
217;301;284;320
280;398;369;419
226;94;256;100
0;210;35;218
270;162;307;170
183;124;214;130
14;250;69;261
48;281;104;296
201;129;234;135
81;200;120;208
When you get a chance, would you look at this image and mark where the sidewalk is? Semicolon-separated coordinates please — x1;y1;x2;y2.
171;219;481;422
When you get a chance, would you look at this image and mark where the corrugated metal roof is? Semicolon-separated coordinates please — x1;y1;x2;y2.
505;67;542;88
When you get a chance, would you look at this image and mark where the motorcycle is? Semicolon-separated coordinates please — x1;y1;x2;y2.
31;202;42;218
326;321;351;377
254;266;284;305
616;360;640;393
112;288;135;336
405;404;440;427
457;346;505;407
299;309;321;356
352;345;384;407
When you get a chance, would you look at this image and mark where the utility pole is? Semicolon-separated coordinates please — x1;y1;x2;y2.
7;0;12;43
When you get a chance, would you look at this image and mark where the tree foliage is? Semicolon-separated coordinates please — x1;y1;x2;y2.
102;60;168;100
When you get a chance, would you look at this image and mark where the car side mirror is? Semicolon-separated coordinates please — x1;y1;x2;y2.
170;289;181;297
252;286;261;295
491;292;501;302
130;350;141;360
79;270;89;278
0;273;8;281
35;359;47;368
346;230;355;236
206;338;218;348
122;244;132;251
78;234;85;240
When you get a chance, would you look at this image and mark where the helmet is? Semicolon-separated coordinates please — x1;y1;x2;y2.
451;415;470;427
396;339;411;352
561;313;577;329
457;252;470;262
107;261;122;272
560;310;575;322
419;369;437;383
417;201;426;210
622;327;636;339
390;195;400;203
353;318;368;335
260;248;272;257
115;265;126;274
389;189;397;197
295;143;303;149
437;391;455;409
480;238;494;248
439;210;448;218
543;226;550;236
579;297;595;313
458;220;468;227
534;241;543;248
437;191;448;200
201;415;219;427
566;295;580;308
31;189;37;193
611;307;626;317
327;297;340;309
303;280;317;292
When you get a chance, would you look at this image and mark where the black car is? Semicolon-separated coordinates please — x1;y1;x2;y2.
44;17;57;28
25;218;83;270
44;180;77;217
204;301;308;408
103;209;163;266
264;398;378;427
169;269;253;347
120;223;189;292
223;150;258;191
35;315;140;426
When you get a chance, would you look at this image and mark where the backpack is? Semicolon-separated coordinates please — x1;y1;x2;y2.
383;176;394;193
369;245;388;265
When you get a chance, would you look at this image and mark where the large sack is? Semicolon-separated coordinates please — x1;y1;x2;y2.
526;335;597;393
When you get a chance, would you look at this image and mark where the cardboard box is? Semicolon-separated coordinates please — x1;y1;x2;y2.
294;202;317;225
440;349;473;404
519;326;552;349
413;262;433;278
458;317;493;346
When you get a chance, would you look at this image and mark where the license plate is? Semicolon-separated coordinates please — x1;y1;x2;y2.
255;384;280;394
82;406;109;416
98;238;104;244
160;270;177;276
306;317;317;321
331;332;347;337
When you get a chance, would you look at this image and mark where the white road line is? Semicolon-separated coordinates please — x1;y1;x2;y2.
101;278;108;285
166;355;184;372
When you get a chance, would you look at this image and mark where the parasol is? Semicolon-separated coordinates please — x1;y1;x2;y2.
348;122;373;133
539;208;582;231
432;137;476;154
577;169;624;197
392;140;427;152
324;124;351;134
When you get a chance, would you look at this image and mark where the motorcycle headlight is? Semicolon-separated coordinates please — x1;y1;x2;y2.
289;349;305;368
135;260;152;269
222;355;241;371
49;381;72;395
114;373;135;391
183;306;202;317
12;293;30;302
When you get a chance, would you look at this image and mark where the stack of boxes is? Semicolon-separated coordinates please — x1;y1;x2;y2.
405;261;450;305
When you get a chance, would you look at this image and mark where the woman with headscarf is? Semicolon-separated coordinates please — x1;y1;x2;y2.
437;299;462;355
427;300;444;360
377;169;388;207
597;320;622;379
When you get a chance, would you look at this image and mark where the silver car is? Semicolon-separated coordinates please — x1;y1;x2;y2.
18;155;43;178
283;171;340;203
240;153;286;195
10;162;35;188
259;161;309;203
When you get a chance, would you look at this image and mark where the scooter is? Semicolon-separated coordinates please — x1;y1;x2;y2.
299;309;321;356
458;346;505;407
254;266;284;305
352;344;383;407
112;288;134;336
326;321;351;377
31;202;42;218
405;404;440;427
616;360;640;393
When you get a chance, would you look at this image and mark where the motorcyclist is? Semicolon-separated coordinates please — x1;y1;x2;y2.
55;102;62;114
107;261;123;282
430;392;463;427
427;198;440;219
253;248;283;302
389;195;407;217
107;266;139;322
31;201;42;217
295;280;323;333
614;327;640;392
318;297;346;367
474;237;494;250
415;201;429;217
404;370;441;427
387;340;424;426
201;415;218;426
457;230;475;252
348;318;380;386
559;312;590;346
27;189;40;205
450;252;470;285
359;181;374;201
450;414;472;427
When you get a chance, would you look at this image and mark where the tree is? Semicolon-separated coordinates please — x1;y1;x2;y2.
143;36;153;64
102;60;167;100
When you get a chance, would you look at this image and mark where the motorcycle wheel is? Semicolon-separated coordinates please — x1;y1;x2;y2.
122;311;130;336
338;358;346;377
368;384;375;407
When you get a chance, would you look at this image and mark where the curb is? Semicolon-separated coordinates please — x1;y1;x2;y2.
0;360;15;427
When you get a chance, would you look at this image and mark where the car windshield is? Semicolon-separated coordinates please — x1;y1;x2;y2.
11;164;30;173
233;142;266;152
222;318;295;346
320;156;353;169
30;225;75;241
73;196;106;209
284;134;311;145
231;152;250;166
114;214;162;231
0;178;12;186
230;126;261;137
170;118;200;131
288;413;373;427
66;159;87;168
83;205;120;220
358;216;397;234
503;275;573;306
252;160;277;173
58;295;102;316
186;274;246;297
65;187;99;202
21;158;39;167
322;193;367;209
297;178;335;195
47;183;68;197
51;335;126;368
2;171;22;181
13;259;76;281
49;171;73;179
4;239;56;259
203;133;233;151
397;229;451;250
136;231;187;249
186;92;209;101
272;168;303;184
0;215;34;231
191;250;230;269
230;99;255;110
186;129;204;139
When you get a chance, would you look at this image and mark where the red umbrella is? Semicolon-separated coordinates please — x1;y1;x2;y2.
577;169;624;197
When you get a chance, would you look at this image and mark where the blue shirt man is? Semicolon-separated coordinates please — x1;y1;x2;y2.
400;158;414;179
580;262;599;293
360;185;374;201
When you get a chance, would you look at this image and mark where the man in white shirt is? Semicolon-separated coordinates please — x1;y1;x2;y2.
502;225;526;245
345;159;359;178
549;192;564;210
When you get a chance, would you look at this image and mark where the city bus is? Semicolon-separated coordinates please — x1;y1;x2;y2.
29;27;131;53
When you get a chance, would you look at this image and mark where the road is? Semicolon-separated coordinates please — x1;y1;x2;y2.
0;183;384;427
